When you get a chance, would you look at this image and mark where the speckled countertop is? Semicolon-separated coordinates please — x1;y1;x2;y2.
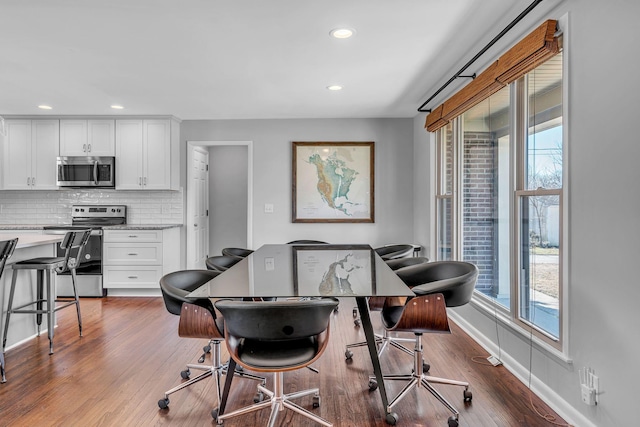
103;224;182;230
0;224;182;230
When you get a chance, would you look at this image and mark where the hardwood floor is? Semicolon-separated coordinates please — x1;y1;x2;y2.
0;297;567;426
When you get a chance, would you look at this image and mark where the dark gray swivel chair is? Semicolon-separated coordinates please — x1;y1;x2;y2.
369;261;478;427
221;247;254;258
374;244;415;260
157;269;265;409
205;255;241;272
0;238;18;383
3;230;91;356
212;298;339;427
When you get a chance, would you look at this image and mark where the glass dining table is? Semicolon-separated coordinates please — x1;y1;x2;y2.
187;243;415;423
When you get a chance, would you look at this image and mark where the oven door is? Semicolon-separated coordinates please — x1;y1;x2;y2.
54;232;102;275
56;156;115;188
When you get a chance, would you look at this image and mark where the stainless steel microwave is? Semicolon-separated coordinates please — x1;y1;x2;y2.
56;156;115;188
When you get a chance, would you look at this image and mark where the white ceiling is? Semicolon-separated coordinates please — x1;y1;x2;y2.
1;0;541;120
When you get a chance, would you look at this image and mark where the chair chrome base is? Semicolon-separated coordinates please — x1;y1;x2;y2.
213;371;332;427
368;334;471;426
158;339;265;409
345;329;415;360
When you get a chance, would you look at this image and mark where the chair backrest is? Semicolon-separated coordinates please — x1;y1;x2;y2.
0;238;18;278
382;293;451;334
221;247;254;258
205;255;241;272
178;302;223;340
385;256;429;271
395;261;478;307
215;298;338;341
159;269;220;315
56;229;92;273
374;244;414;260
287;240;329;245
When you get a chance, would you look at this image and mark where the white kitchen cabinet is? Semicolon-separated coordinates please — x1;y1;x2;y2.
103;228;180;294
115;118;179;190
60;119;115;156
1;119;59;190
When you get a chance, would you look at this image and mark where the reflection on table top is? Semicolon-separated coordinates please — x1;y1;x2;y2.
187;244;414;299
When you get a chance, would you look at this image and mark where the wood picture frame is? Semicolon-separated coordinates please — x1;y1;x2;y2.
292;141;374;223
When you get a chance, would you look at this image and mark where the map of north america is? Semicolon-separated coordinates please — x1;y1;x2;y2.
308;153;358;216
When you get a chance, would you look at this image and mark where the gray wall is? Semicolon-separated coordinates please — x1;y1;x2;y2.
413;1;640;426
181;118;415;249
207;145;248;256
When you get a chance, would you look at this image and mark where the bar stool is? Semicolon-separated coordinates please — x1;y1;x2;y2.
0;238;19;383
2;230;91;356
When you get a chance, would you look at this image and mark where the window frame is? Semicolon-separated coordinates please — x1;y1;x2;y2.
434;47;567;353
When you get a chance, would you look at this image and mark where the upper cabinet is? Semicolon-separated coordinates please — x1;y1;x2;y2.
115;118;179;190
60;119;115;156
1;119;60;190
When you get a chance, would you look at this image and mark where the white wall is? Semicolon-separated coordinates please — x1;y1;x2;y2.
413;1;640;426
207;145;248;256
181;118;415;249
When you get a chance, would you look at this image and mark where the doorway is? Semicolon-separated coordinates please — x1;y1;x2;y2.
186;141;253;269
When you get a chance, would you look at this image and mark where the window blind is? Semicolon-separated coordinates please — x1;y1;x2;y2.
425;19;560;132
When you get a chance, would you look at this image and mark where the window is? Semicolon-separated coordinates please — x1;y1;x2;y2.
435;50;564;347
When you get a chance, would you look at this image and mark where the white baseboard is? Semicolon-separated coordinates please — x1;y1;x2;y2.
448;311;596;427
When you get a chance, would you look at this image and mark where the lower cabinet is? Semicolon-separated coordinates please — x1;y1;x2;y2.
103;228;180;295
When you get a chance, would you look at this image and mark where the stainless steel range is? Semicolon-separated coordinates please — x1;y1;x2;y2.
43;205;126;297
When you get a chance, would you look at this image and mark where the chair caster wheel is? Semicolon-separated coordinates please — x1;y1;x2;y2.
203;344;211;354
235;364;244;372
158;398;169;409
211;408;224;425
180;369;190;379
345;350;353;360
354;318;361;327
254;391;264;403
423;362;431;373
313;394;320;408
368;379;378;391
463;389;473;402
385;412;398;425
447;416;459;427
352;307;358;318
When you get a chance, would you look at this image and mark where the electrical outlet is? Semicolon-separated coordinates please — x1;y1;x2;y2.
487;355;502;366
580;367;599;405
264;204;274;214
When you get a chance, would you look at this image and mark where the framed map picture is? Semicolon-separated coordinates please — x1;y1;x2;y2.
292;141;374;223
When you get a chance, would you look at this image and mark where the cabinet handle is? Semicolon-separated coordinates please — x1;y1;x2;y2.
27;177;31;186
128;276;138;279
31;177;35;186
143;177;147;186
128;235;138;238
127;253;138;256
139;177;142;186
88;144;91;152
83;144;87;152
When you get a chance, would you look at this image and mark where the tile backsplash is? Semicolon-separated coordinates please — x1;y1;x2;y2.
0;189;184;225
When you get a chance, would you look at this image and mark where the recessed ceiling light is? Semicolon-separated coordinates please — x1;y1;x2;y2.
38;105;52;110
330;28;355;39
111;105;124;110
327;85;343;91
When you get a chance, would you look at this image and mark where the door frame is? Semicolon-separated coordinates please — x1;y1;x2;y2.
186;140;253;268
